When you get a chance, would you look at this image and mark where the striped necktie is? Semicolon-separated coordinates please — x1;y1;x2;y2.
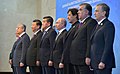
55;32;60;40
42;31;46;39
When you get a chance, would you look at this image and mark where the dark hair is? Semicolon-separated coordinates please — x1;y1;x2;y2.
43;16;54;26
97;3;110;18
67;8;79;20
22;24;26;32
33;19;42;29
80;3;92;16
63;19;67;27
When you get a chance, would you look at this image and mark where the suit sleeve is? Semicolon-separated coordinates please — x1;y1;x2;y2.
101;23;115;63
20;35;30;64
9;41;17;59
49;30;57;60
36;32;43;61
86;19;97;58
9;52;12;60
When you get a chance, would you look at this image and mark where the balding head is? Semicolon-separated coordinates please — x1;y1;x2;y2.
55;18;67;30
16;23;26;35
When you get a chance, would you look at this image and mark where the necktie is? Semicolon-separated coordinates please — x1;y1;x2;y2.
16;37;19;40
42;31;46;39
93;24;101;35
16;37;20;41
96;24;101;30
55;32;60;40
78;22;83;28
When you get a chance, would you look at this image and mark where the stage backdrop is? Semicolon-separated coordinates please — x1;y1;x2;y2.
56;0;120;74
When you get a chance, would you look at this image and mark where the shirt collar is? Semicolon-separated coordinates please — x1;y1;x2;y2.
58;28;66;34
19;32;25;37
34;29;40;35
98;17;106;25
40;28;43;32
81;16;90;23
72;21;80;27
44;26;51;32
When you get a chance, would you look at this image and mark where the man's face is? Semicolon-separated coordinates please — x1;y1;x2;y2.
94;6;105;21
55;18;63;30
15;32;19;37
31;22;39;32
16;24;24;35
42;19;50;30
78;5;88;20
67;11;76;23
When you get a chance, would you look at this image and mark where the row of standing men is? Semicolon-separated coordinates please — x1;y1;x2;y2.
9;3;115;74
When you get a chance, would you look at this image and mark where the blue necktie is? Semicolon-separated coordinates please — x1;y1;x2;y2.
42;31;46;39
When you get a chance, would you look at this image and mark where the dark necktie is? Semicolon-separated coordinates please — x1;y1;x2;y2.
93;24;101;35
96;24;101;30
55;32;60;40
17;37;20;40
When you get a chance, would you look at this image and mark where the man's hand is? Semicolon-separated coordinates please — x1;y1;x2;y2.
59;63;64;68
20;62;24;67
36;61;40;66
85;57;91;65
48;60;53;66
98;62;105;69
9;59;12;65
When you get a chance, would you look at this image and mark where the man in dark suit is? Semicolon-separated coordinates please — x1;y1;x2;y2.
48;18;67;74
59;8;80;74
12;23;30;74
37;16;57;74
9;32;19;74
90;3;115;74
26;19;43;74
70;3;97;74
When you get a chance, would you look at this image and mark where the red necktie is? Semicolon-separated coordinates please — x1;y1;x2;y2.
78;22;83;28
96;24;101;30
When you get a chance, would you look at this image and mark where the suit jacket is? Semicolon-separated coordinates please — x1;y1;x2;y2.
9;39;20;60
26;30;43;66
39;27;57;66
9;39;20;68
90;18;115;69
13;33;30;66
50;29;67;68
70;17;97;65
61;21;80;63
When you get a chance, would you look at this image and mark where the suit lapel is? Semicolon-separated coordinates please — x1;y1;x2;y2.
73;17;90;38
31;35;36;41
66;25;75;38
39;27;51;46
56;29;66;41
32;30;41;40
21;32;26;38
90;26;97;40
18;33;26;42
90;18;108;40
43;28;51;39
66;21;79;39
53;29;66;49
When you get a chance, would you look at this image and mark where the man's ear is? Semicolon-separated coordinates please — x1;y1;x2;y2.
48;22;51;26
102;11;106;17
